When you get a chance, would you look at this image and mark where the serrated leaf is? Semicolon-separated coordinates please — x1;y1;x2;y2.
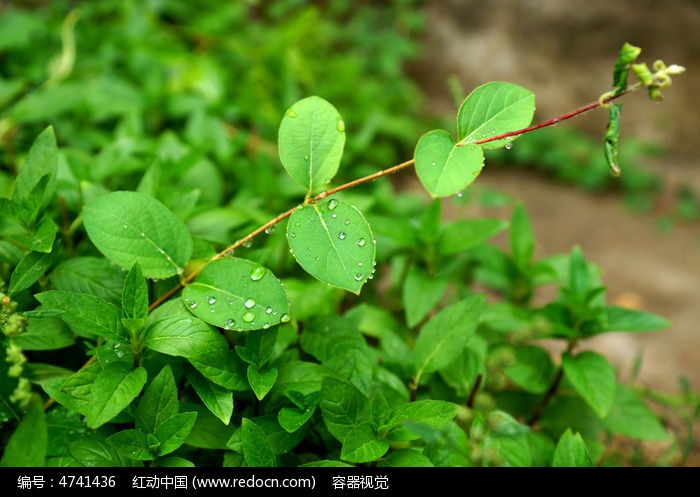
457;81;535;149
562;351;617;418
35;290;125;342
340;423;389;463
413;295;484;377
414;129;484;197
241;418;276;467
278;96;345;194
287;198;375;293
384;400;459;433
50;256;124;305
155;412;198;456
83;191;193;279
552;429;594;467
41;363;100;416
182;258;289;332
86;363;147;429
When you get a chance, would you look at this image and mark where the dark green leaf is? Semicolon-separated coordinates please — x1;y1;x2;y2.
135;365;178;434
247;365;278;401
0;397;46;467
562;351;617;418
402;266;447;328
241;418;276;467
123;262;149;319
50;256;125;305
86;363;147;429
186;370;233;425
8;242;57;295
505;345;557;394
320;376;370;442
155;412;198;456
12;126;58;211
340;423;389;463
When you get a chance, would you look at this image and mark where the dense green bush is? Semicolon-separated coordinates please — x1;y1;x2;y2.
0;1;692;468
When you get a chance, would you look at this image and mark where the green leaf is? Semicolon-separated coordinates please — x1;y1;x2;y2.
83;191;193;279
12;126;58;211
378;449;434;467
562;351;617;418
402;266;447;328
35;290;126;342
86;363;147;429
183;402;235;450
50;256;125;305
602;386;669;441
107;430;156;461
0;241;24;265
247;365;278;401
41;363;100;416
437;218;508;256
135;365;178;435
278;96;346;194
187;370;233;425
144;301;247;391
155;412;198;456
612;42;642;94
122;262;149;320
68;439;140;467
384;400;460;433
287;198;375;294
320;376;370;442
182;258;289;332
12;215;56;253
510;203;534;270
0;397;46;467
414;129;484;197
272;361;325;397
14;316;73;351
413;295;484;377
8;242;57;295
340;423;389;463
604;103;622;176
602;305;671;333
457;81;535;149
278;401;316;433
552;429;595;467
241;418;276;467
505;345;557;394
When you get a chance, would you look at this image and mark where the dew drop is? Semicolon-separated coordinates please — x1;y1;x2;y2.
505;142;512;150
210;308;215;313
188;301;198;310
331;213;337;218
224;319;235;330
338;232;346;240
336;118;345;132
243;312;255;323
314;256;320;261
262;323;270;329
280;313;291;323
265;306;273;314
357;238;366;247
354;273;364;281
242;240;253;248
250;266;266;281
244;298;256;309
286;108;298;118
139;232;146;237
123;224;128;229
264;226;275;235
328;198;339;211
431;161;437;167
289;232;296;238
208;296;217;305
344;218;350;225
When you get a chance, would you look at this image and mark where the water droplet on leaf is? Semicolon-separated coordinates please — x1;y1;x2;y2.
280;313;291;323
328;198;338;211
357;238;366;247
243;312;255;323
336;118;345;132
250;266;266;281
208;296;216;305
286;108;297;118
244;298;256;309
338;232;346;240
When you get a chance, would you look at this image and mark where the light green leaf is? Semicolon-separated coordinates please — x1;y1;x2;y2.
384;400;460;433
562;351;617;418
340;423;389;463
35;290;125;342
83;191;193;279
413;295;484;378
0;397;46;467
144;301;247;391
135;365;178;435
86;363;147;429
186;370;233;425
247;365;278;401
14;316;73;351
457;81;535;149
378;449;434;467
602;386;669;441
241;418;276;467
12;126;58;210
505;345;557;394
612;42;642;94
552;429;595;467
602;306;671;333
287;198;375;294
182;258;289;332
510;202;534;270
437;218;508;256
278;96;345;194
414;129;484;197
402;266;447;328
278;404;316;433
68;439;140;467
41;363;100;416
8;242;57;295
13;215;56;253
